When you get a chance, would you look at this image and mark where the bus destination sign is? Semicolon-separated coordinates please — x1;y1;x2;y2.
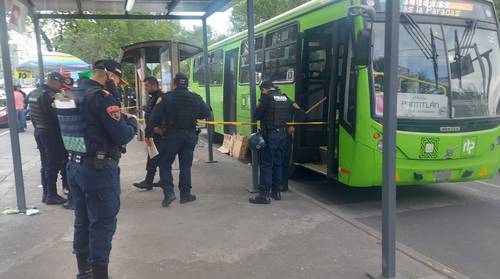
401;0;473;17
365;0;496;22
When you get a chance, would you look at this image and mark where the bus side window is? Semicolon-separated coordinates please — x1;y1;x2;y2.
209;49;224;86
193;57;201;83
263;24;298;82
239;36;264;84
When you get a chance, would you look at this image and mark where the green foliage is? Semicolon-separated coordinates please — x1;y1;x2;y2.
48;19;223;63
45;18;222;87
494;0;500;20
229;0;310;32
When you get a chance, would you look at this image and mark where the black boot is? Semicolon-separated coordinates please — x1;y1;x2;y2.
91;264;108;279
133;171;155;190
271;185;281;200
76;256;92;279
162;193;176;207
180;191;196;204
270;191;281;200
249;189;271;204
63;199;74;210
45;194;67;205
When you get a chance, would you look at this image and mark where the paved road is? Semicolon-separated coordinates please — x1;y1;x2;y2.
290;166;500;279
1;126;499;278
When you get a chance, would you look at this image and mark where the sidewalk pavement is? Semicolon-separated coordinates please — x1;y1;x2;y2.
0;130;452;279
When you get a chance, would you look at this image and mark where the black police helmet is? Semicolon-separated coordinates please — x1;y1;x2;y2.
248;133;266;151
174;72;189;88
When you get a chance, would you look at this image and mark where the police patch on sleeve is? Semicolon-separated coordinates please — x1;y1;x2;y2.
106;105;121;121
156;97;162;105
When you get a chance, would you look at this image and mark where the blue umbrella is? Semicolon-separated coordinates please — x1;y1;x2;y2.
17;51;91;73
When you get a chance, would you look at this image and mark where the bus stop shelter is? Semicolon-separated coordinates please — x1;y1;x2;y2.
0;1;401;278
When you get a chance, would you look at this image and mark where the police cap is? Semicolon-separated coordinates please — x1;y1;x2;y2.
47;72;65;84
174;72;189;88
93;59;128;85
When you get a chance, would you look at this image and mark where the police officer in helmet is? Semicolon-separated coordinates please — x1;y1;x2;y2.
27;72;68;205
146;72;210;207
54;60;137;279
133;76;164;190
249;80;305;204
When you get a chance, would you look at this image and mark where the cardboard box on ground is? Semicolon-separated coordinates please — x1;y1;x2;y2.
218;133;248;160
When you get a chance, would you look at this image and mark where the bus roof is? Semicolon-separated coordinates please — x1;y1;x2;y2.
206;0;496;52
208;0;340;51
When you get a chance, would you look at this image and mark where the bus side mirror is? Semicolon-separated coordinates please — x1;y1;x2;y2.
355;28;373;66
348;5;375;66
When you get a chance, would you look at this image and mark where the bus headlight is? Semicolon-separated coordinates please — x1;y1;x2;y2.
377;140;383;150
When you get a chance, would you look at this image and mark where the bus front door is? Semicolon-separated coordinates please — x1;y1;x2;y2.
294;21;346;178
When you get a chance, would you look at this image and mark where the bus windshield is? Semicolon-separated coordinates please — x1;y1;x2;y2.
372;20;500;119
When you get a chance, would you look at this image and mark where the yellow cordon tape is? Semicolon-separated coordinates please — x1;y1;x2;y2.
197;120;327;126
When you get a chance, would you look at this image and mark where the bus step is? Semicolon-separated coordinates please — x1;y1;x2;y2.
301;163;327;175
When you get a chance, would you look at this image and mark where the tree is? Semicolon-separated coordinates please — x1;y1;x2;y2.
495;0;500;22
229;0;310;33
40;18;222;87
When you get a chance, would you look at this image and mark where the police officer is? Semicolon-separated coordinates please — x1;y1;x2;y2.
146;72;210;207
54;60;137;279
249;80;305;204
133;76;164;190
27;72;68;205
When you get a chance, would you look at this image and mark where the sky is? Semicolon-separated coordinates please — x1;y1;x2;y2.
181;9;232;35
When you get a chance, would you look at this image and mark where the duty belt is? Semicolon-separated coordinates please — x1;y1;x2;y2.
68;153;119;168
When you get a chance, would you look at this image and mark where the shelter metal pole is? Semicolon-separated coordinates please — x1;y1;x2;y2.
247;0;258;192
382;0;400;277
202;18;215;163
33;16;45;83
0;0;26;212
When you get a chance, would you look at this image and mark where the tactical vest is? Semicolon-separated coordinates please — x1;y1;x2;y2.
262;90;290;129
27;87;52;129
169;91;198;130
53;87;108;157
145;90;162;123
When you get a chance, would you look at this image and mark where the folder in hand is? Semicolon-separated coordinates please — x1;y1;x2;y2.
147;140;159;158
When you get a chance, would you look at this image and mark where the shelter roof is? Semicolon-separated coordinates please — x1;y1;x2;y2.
30;0;232;19
120;40;201;63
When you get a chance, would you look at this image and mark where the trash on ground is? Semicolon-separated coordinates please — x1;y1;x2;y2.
2;208;20;215
26;209;40;216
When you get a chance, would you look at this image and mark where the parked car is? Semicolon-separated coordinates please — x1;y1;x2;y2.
0;95;7;127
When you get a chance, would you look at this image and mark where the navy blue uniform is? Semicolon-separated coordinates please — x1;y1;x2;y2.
27;85;68;203
145;90;163;175
254;89;304;200
146;88;210;203
62;79;137;267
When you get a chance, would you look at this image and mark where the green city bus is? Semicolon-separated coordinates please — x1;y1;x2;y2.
186;0;500;187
